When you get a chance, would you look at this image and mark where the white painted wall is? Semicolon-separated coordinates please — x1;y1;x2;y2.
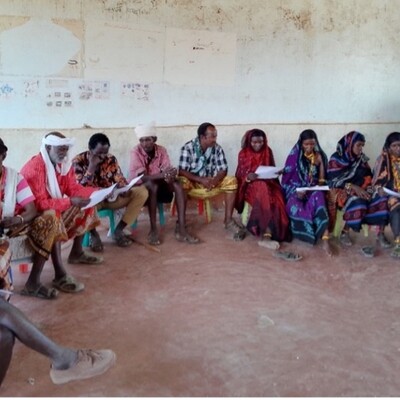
1;0;400;173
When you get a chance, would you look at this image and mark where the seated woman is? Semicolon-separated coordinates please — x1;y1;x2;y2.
327;131;390;254
235;129;291;252
373;132;400;258
281;129;332;254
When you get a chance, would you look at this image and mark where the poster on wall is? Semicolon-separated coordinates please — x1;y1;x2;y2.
120;82;149;101
0;17;83;78
164;28;237;87
85;21;164;82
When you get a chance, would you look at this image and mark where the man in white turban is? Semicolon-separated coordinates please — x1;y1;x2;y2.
20;131;102;298
130;122;198;244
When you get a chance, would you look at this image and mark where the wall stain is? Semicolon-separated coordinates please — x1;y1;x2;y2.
278;6;312;31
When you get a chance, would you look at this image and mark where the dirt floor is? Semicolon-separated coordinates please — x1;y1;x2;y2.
1;203;400;397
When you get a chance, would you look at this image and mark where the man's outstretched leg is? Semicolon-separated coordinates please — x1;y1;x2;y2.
0;299;115;386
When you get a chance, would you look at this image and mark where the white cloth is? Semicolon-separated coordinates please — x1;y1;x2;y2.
135;121;157;140
3;167;18;217
40;135;75;199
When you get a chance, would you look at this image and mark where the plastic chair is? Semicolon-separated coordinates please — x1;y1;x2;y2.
82;209;116;247
131;203;166;229
332;209;369;238
170;190;215;224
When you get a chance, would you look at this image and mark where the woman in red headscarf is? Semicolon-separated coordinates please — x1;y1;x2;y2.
235;129;290;249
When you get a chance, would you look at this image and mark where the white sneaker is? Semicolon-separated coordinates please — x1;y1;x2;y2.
50;349;116;385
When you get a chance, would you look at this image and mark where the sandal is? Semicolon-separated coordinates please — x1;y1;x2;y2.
21;284;59;300
361;246;375;258
175;231;200;244
273;250;303;262
147;231;161;246
390;245;400;259
68;252;103;264
377;233;392;249
225;219;246;241
52;275;84;293
90;232;104;253
340;231;352;247
114;233;133;247
258;239;280;250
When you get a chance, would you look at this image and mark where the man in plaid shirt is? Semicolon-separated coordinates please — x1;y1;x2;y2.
178;122;245;240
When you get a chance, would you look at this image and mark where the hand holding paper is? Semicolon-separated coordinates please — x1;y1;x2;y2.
81;183;117;210
107;174;143;202
254;166;282;179
296;185;330;192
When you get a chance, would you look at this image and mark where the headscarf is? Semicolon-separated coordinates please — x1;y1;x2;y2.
327;131;371;188
373;131;400;190
40;134;75;198
282;130;327;198
235;129;275;213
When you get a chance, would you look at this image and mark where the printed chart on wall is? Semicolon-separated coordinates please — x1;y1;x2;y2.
164;28;236;87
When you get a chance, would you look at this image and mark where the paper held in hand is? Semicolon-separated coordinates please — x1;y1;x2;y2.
81;183;117;210
254;166;282;179
296;185;330;192
107;174;144;202
383;187;400;198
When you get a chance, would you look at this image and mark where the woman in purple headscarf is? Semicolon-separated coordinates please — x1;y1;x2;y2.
327;131;389;250
373;131;400;258
282;130;331;254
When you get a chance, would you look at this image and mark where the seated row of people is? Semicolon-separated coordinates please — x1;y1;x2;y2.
1;125;399;302
233;127;400;259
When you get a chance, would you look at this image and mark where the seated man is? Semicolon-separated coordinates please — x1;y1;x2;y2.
129;122;198;245
72;133;148;249
0;297;115;386
20;132;102;298
178;122;245;240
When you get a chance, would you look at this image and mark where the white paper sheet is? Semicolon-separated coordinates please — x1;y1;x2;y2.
107;175;143;202
255;166;282;179
81;183;117;210
296;185;330;192
383;187;400;198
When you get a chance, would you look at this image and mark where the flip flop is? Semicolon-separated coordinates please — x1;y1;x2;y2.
175;232;200;244
52;275;84;293
67;252;103;264
361;246;375;258
340;232;353;247
273;250;302;262
377;233;392;249
258;239;280;250
21;285;59;300
114;234;133;247
390;245;400;259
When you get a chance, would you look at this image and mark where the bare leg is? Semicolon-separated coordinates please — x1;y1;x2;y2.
67;236;86;261
144;181;159;237
0;326;14;385
24;252;48;291
224;191;236;224
0;299;77;386
173;181;188;235
321;229;333;256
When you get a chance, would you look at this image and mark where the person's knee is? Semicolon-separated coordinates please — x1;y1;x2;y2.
133;186;149;203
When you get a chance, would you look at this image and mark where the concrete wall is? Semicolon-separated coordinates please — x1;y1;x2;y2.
1;0;400;173
4;124;400;175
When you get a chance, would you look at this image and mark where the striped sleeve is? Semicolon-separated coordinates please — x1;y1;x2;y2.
16;174;35;207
